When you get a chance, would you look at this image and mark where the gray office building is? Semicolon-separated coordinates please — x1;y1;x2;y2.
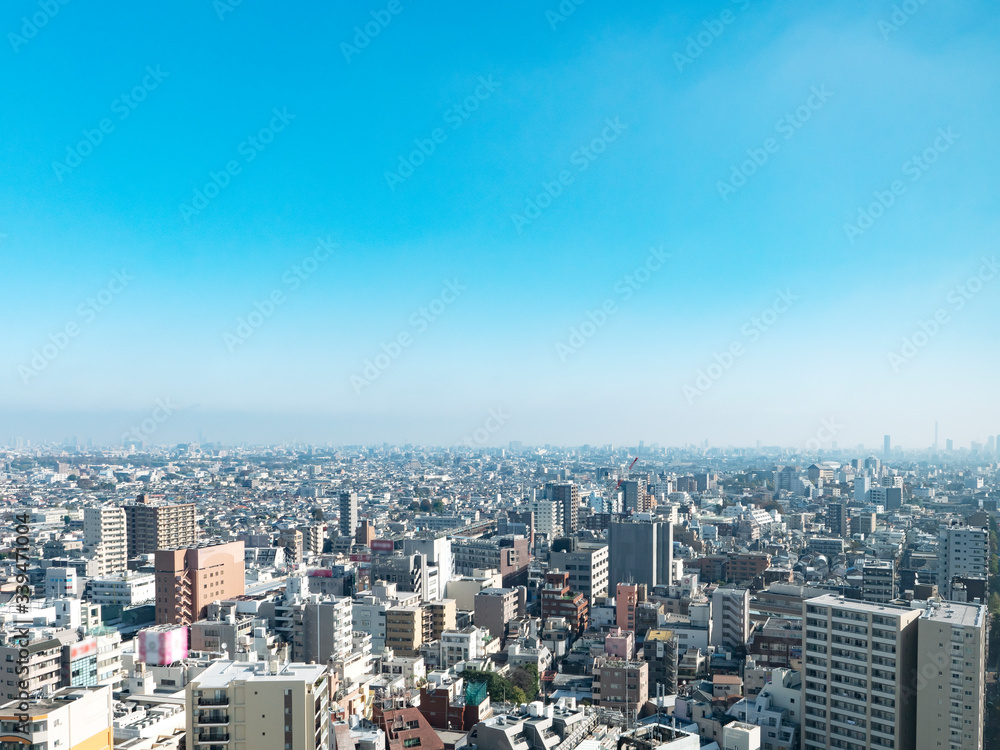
608;520;673;588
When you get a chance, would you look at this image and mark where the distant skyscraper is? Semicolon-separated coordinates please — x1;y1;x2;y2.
883;434;891;458
339;491;358;539
946;438;954;451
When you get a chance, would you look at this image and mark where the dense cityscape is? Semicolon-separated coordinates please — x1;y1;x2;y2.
0;438;996;750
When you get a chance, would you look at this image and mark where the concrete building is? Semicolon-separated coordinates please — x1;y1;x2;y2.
539;571;588;636
914;599;986;750
937;526;988;600
548;482;580;535
592;657;648;711
711;587;750;650
123;500;197;557
452;536;531;587
154;541;246;625
801;594;920;750
474;587;525;643
89;571;156;606
296;597;353;664
609;520;673;589
620;478;648;513
186;660;330;750
0;633;63;700
45;566;78;599
643;628;678;697
84;505;128;576
721;722;761;750
548;538;609;599
528;499;561;539
401;537;453;591
340;491;359;539
445;570;503;610
0;685;114;750
385;606;428;656
861;559;896;604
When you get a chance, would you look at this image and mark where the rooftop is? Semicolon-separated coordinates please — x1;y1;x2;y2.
192;660;327;688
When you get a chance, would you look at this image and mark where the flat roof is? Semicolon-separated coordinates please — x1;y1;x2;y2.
915;600;985;628
193;660;327;688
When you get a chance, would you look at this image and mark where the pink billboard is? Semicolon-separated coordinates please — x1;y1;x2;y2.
137;626;189;666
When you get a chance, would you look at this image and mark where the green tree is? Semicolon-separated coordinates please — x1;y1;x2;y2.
990;592;1000;615
509;666;539;702
460;669;526;704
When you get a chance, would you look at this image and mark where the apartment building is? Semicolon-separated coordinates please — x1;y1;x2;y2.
548;537;609;599
474;588;525;642
84;505;127;576
801;594;920;750
452;536;531;587
592;657;648;711
711;587;750;650
0;634;63;701
154;541;246;625
123;500;197;556
861;560;896;604
0;685;114;750
938;526;988;600
528;498;561;538
186;660;330;750
385;606;428;656
914;600;986;750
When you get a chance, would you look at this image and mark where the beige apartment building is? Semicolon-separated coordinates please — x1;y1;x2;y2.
124;499;198;556
186;660;330;750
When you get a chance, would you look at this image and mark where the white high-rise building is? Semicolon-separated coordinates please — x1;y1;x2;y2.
914;600;986;750
528;499;561;538
84;505;128;575
802;594;920;750
853;475;870;503
711;587;750;650
938;526;988;600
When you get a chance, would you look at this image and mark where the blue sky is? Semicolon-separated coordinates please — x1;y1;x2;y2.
1;0;999;448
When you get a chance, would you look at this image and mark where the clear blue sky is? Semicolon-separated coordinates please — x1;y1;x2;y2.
2;0;999;448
